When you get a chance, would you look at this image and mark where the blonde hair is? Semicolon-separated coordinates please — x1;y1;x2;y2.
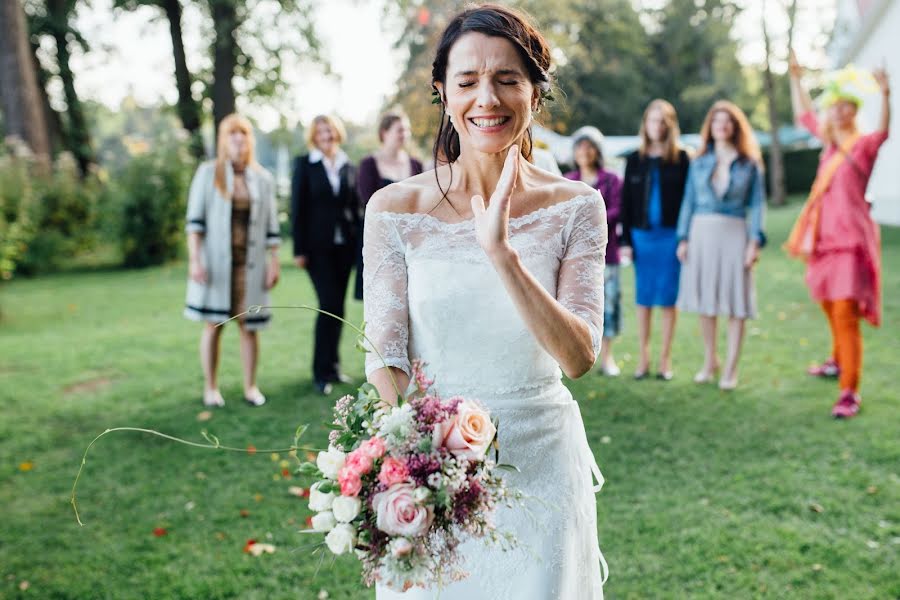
306;114;346;150
698;100;762;164
638;99;682;164
214;113;256;199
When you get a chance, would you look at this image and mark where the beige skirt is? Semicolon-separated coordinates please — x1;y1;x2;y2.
677;213;756;319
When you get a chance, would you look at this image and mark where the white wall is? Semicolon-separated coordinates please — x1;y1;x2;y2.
843;0;900;225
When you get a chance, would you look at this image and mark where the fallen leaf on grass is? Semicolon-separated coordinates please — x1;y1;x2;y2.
812;564;823;572
254;494;264;503
196;411;213;422
184;501;196;511
19;581;30;591
809;503;825;513
867;486;878;495
866;540;879;549
240;509;250;518
318;590;330;599
153;528;167;537
288;486;309;498
215;532;226;541
19;461;34;472
244;540;276;556
600;436;611;444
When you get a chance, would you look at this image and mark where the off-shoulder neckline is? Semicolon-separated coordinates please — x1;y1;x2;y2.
367;193;600;230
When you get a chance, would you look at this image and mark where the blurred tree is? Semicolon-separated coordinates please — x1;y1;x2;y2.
537;0;652;134
0;0;51;163
643;0;750;133
113;0;205;159
761;0;798;206
205;0;322;137
27;0;97;175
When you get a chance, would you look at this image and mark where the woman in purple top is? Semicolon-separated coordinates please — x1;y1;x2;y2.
355;111;424;299
565;126;623;376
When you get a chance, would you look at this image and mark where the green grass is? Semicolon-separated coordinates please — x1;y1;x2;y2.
1;202;898;599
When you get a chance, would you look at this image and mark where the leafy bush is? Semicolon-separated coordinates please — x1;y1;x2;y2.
763;146;821;198
0;147;35;280
0;142;104;277
115;142;195;268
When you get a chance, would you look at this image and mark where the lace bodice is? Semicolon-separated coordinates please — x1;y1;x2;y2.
363;193;608;400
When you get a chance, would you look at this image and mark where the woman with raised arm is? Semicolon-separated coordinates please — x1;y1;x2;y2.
675;101;766;391
619;100;690;380
786;52;891;418
364;5;608;598
184;114;280;407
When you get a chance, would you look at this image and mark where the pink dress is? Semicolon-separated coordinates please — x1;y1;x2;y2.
798;111;887;326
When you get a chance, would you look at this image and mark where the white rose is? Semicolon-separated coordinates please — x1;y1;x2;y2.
413;487;431;503
324;523;357;555
308;482;335;512
316;447;346;480
310;510;337;532
390;537;414;558
331;496;362;523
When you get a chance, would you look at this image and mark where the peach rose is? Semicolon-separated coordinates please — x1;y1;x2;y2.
373;483;433;537
359;437;386;460
440;400;496;461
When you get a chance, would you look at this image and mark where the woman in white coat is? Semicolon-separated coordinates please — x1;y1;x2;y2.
184;114;281;407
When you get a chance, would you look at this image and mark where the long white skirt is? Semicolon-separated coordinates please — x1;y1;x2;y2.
376;383;607;600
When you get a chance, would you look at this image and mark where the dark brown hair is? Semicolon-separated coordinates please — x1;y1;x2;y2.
431;3;552;167
377;111;406;143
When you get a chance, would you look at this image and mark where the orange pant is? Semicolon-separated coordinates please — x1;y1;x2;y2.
821;299;862;392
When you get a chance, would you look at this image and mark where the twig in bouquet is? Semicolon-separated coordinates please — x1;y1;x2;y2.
71;426;321;526
222;305;404;401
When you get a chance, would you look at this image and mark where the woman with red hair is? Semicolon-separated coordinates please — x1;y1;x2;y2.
184;114;281;407
676;101;766;391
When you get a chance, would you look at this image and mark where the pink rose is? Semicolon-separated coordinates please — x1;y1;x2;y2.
345;448;374;475
378;457;410;487
372;483;433;537
337;465;363;497
440;400;496;461
359;437;386;460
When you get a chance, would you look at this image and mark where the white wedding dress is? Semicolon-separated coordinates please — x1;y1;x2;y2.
364;193;609;600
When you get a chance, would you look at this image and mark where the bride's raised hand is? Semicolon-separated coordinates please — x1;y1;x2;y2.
471;144;519;260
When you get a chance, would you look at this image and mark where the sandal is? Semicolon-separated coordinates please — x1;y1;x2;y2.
203;389;225;408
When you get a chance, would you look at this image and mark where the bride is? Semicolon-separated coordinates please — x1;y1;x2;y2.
363;5;608;599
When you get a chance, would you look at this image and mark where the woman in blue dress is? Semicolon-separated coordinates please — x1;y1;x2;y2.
620;99;690;380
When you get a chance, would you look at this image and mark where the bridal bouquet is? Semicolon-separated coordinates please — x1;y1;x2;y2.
299;361;520;591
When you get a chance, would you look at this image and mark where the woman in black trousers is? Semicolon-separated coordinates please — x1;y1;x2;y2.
291;114;360;394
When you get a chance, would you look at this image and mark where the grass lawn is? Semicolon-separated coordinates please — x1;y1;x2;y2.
1;202;898;600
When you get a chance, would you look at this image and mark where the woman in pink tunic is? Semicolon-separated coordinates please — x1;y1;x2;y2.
787;52;891;418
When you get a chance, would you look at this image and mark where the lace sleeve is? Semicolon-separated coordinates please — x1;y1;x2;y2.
363;212;411;378
558;194;608;359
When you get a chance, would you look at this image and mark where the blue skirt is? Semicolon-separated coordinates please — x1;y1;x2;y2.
632;227;680;307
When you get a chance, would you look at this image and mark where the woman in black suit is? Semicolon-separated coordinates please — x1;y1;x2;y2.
291;114;361;394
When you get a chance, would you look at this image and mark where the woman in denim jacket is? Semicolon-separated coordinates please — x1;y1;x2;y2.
676;101;765;390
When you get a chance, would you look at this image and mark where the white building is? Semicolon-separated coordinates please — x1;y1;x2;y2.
831;0;900;225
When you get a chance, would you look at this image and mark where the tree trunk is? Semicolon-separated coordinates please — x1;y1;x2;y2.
29;37;64;153
762;0;786;206
209;0;238;139
161;0;204;159
0;0;51;163
46;0;95;175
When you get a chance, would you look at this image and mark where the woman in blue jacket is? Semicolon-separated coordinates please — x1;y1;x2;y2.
676;101;765;390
